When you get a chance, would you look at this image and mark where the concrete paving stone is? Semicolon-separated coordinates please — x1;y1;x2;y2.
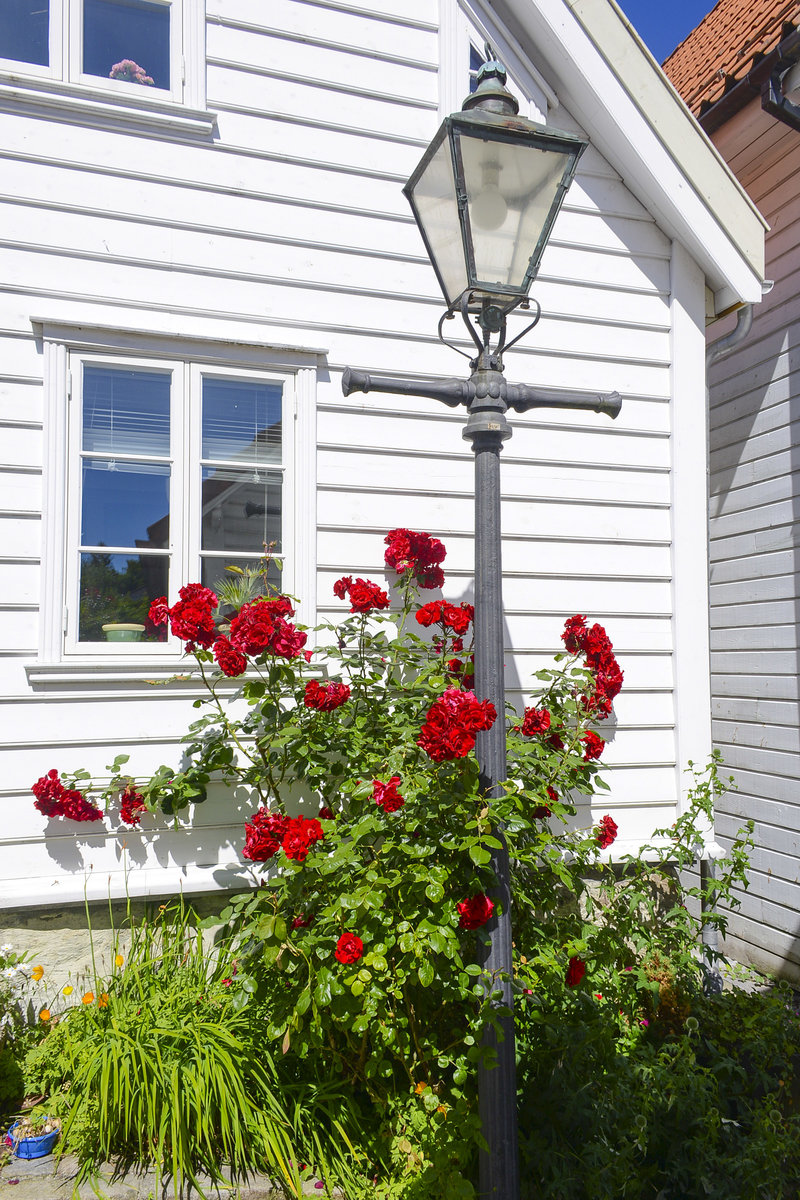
0;1153;287;1200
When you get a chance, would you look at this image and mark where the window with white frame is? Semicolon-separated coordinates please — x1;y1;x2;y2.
0;0;192;105
65;354;293;652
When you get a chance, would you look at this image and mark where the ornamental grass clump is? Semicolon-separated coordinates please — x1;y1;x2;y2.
28;529;771;1198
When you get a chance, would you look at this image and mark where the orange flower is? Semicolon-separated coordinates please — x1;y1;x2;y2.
31;965;44;981
98;993;109;1008
39;1008;50;1022
414;1082;428;1095
82;991;94;1005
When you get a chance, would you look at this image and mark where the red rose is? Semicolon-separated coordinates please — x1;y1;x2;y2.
566;956;586;988
415;601;443;627
418;687;496;762
384;528;446;590
120;785;147;827
213;636;248;677
335;932;364;964
148;596;170;626
517;707;551;737
318;806;335;820
443;602;473;634
334;576;390;614
229;598;306;660
373;775;404;813
596;814;618;849
562;615;588;655
32;770;102;822
282;815;324;863
291;912;315;930
242;807;289;862
581;731;605;761
304;680;351;711
457;893;494;930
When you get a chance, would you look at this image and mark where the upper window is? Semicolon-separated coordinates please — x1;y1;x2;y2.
67;355;291;652
0;0;188;105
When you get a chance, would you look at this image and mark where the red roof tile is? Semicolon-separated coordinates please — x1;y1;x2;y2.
663;0;800;116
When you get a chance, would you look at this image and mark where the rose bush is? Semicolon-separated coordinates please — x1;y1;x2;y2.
29;529;758;1198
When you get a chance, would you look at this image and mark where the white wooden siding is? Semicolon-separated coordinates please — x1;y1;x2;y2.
0;0;703;907
708;97;800;982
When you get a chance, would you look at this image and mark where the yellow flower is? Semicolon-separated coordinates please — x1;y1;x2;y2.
39;1008;50;1022
82;991;94;1005
98;993;109;1008
114;954;124;968
31;965;44;981
62;985;73;996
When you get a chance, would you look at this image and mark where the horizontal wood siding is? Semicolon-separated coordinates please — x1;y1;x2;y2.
0;0;686;906
709;98;800;982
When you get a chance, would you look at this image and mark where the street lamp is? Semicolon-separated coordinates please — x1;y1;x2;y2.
343;51;621;1200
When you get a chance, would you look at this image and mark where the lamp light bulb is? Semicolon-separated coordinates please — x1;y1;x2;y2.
471;160;507;231
471;186;508;231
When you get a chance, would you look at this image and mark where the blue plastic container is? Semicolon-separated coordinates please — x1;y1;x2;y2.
6;1122;60;1159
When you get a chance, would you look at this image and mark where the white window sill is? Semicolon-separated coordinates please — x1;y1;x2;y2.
0;72;216;138
26;658;203;686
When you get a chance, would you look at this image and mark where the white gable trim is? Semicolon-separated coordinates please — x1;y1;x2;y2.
496;0;767;312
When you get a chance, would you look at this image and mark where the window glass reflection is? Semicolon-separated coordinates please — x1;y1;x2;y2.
0;0;49;66
202;378;282;464
79;552;168;642
83;365;171;456
83;0;169;89
81;459;170;549
201;466;281;554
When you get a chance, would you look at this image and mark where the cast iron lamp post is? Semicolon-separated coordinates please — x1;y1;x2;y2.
343;53;621;1200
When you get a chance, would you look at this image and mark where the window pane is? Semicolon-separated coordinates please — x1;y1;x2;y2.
81;459;170;549
0;0;49;66
202;378;282;464
201;466;281;553
83;365;170;456
79;552;168;642
83;0;170;89
202;556;283;603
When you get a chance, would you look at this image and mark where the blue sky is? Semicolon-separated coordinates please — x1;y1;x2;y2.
617;0;717;62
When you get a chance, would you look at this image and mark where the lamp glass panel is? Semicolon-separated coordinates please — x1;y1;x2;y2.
407;133;468;308
458;129;572;293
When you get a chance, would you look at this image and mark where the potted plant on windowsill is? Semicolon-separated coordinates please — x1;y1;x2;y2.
102;623;145;642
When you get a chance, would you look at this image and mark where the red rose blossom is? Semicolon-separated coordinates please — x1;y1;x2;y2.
304;680;351;711
119;785;147;827
281;815;324;863
335;932;364;964
457;893;494;930
318;806;335;820
517;706;551;737
242;807;289;862
384;528;446;590
373;775;404;813
581;731;606;761
566;956;586;988
333;576;390;614
32;770;103;822
418;687;496;762
228;597;306;660
596;814;618;849
213;635;248;677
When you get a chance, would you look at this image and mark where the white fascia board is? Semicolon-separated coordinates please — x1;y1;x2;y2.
498;0;767;310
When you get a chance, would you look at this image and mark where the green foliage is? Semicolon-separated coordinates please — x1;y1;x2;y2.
35;531;797;1197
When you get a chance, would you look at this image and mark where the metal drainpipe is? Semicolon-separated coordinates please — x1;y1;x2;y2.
700;302;756;991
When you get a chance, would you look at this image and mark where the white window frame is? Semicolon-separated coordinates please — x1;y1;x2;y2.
0;0;207;116
35;326;318;671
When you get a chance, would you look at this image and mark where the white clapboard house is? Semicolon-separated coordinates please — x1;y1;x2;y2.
0;0;766;915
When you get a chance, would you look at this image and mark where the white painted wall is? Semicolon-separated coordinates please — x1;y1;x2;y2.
0;0;711;908
707;97;800;983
